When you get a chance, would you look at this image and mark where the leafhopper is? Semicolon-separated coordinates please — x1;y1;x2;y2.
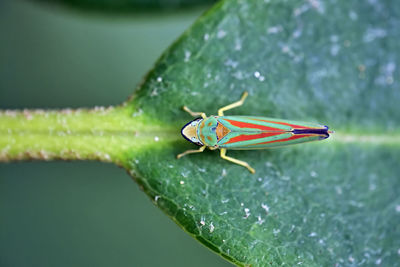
177;92;332;173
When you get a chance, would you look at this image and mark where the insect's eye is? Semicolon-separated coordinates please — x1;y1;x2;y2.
190;121;198;126
211;127;216;132
191;137;198;142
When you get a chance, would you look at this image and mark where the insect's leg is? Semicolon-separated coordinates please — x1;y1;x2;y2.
182;106;207;119
217;91;248;116
219;148;255;174
177;145;206;159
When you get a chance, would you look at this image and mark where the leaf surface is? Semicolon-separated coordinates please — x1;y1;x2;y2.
118;0;400;266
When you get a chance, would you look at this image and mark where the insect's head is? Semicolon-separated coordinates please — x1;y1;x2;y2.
181;118;204;146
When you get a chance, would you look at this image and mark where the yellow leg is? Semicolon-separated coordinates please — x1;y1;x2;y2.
177;145;206;159
220;148;255;174
218;92;248;116
182;106;207;119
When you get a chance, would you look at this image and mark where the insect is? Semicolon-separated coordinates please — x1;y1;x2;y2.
177;92;332;173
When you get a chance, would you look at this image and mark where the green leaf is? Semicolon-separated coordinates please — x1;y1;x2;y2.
1;0;400;266
124;0;400;266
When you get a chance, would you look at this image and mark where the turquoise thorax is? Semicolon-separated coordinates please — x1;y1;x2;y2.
197;116;218;147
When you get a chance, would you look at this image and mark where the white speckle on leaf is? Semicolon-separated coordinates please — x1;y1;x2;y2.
309;232;317;237
385;62;396;73
154;196;160;202
281;45;291;54
204;33;209;41
261;203;270;214
154;136;159;142
293;29;302;38
225;59;239;68
221;199;229;203
217;29;227;39
349;11;358;20
257;215;265;225
363;28;387;43
210;222;215;233
395;205;400;212
240;202;244;207
310;171;318;177
156;77;162;83
267;25;283;34
273;228;280;235
184;50;191;62
201;188;207;195
335;186;343;195
150;88;158;97
244;208;250;219
330;44;340;56
375;258;382;265
198;168;206;173
222;168;227;176
180;180;185;185
379;62;396;85
219;211;227;215
254;71;265;81
348;256;355;263
135;159;139;164
190;91;199;96
234;38;242;51
369;183;377;191
200;217;205;226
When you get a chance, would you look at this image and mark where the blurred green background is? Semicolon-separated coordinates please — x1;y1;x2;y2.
0;1;231;266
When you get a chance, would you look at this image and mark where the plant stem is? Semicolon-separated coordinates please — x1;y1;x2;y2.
0;105;177;166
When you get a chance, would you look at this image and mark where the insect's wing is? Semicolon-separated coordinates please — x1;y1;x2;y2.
217;116;328;149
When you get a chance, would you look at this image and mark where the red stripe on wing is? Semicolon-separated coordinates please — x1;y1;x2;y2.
225;119;284;131
248;134;315;146
224;132;284;144
248;118;311;129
